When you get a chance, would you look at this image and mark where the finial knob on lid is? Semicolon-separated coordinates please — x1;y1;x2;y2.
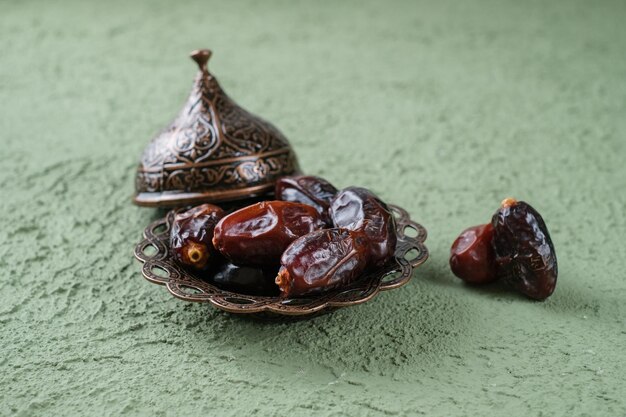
190;49;212;71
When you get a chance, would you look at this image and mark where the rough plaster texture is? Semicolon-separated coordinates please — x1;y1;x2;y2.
1;0;625;415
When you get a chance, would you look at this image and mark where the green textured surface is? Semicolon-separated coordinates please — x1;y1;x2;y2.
1;0;625;415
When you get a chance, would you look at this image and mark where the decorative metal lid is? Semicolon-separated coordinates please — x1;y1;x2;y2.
133;49;300;207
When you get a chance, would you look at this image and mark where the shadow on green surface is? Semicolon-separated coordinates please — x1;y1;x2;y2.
164;273;474;377
419;259;599;316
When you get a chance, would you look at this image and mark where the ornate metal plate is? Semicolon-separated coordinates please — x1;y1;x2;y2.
134;204;428;316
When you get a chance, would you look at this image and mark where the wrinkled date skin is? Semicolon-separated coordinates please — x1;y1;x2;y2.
212;201;326;266
492;199;558;300
211;262;280;296
450;223;498;284
330;187;397;267
170;204;225;270
276;228;370;297
275;175;338;224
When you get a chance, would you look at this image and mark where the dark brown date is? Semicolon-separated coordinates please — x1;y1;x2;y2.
211;262;279;296
492;198;558;300
450;223;498;284
330;187;397;267
212;201;326;266
170;204;225;270
275;175;337;224
276;228;370;297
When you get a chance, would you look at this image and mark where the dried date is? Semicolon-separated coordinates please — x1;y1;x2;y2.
170;204;225;270
330;187;397;267
492;198;558;300
450;223;497;284
276;228;370;297
211;262;279;296
275;175;337;224
212;201;326;266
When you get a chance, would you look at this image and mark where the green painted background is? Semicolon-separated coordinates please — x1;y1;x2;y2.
1;0;625;415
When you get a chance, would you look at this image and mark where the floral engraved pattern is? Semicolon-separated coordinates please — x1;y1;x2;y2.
135;58;299;202
183;169;206;189
237;160;269;182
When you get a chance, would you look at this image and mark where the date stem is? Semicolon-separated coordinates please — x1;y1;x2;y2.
500;197;518;208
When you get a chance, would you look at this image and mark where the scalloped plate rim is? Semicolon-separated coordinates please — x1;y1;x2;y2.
134;204;428;316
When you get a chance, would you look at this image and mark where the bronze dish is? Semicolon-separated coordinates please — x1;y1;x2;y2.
133;49;300;207
134;204;428;317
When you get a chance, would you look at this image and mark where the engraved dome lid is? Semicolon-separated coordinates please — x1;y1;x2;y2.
133;49;300;207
